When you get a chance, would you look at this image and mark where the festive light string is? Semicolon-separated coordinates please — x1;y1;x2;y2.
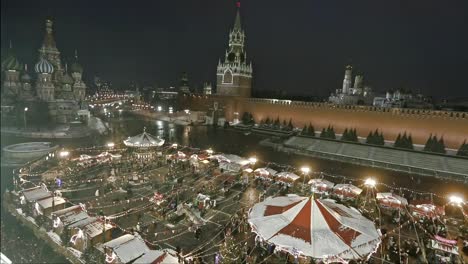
14;141;466;263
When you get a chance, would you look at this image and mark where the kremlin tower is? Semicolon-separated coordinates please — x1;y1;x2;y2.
216;2;252;97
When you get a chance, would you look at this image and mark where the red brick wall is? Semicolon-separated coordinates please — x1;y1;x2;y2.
179;96;468;149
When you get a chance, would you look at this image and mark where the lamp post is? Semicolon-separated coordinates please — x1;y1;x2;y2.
301;166;310;191
23;107;28;130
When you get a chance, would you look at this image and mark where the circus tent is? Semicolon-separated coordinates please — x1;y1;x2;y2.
248;195;381;261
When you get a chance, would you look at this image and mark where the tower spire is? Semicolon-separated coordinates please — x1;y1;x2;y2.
9;40;12;49
75;49;78;60
234;1;242;31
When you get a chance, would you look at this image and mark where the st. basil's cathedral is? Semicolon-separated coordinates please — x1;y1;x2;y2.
1;19;87;124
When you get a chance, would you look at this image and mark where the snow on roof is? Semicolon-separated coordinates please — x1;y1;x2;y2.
68;216;98;228
104;234;149;263
276;172;300;181
254;168;277;177
133;249;179;264
376;192;408;207
53;205;82;217
37;196;67;209
123;128;164;148
61;211;89;226
333;184;363;197
22;186;51;202
82;220;113;238
248;196;380;260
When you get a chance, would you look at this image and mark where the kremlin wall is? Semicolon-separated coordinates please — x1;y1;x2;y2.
179;95;468;150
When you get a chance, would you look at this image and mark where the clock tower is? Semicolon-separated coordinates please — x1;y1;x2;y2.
216;2;252;97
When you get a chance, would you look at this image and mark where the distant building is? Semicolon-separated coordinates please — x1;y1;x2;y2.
329;65;374;105
373;89;433;109
216;3;252;97
179;72;190;94
1;19;88;124
203;82;212;95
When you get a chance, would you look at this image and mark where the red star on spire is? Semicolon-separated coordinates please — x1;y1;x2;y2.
236;1;240;8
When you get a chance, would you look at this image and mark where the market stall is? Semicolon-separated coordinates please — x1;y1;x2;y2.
333;184;363;200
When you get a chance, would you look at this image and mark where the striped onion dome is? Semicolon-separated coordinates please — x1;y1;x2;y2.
62;73;74;84
1;53;22;71
35;57;54;74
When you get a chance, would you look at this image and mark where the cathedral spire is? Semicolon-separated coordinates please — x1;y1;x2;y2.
233;1;242;31
42;19;56;48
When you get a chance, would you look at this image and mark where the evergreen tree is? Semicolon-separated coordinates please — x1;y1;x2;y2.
366;131;373;144
320;128;327;138
274;117;280;128
378;132;385;145
424;134;433;151
265;117;271;125
301;124;307;135
219;234;243;264
329;126;336;139
407;134;414;150
342;128;349;141
352;128;358;142
394;133;402;148
437;137;446;154
241;112;251;125
457;140;468;156
287;118;293;130
307;123;315;136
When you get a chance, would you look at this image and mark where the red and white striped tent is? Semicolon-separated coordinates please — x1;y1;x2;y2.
333;184;363;199
308;179;335;194
376;193;408;209
248;195;381;261
409;200;445;219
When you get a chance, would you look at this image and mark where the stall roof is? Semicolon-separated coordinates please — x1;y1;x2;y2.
37;196;67;209
103;234;149;263
22;186;51;202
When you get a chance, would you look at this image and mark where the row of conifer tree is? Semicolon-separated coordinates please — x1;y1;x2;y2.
248;113;467;156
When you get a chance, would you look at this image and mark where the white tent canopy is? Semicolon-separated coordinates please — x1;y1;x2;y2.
123;127;164;148
308;179;335;194
276;172;300;181
376;193;408;209
248;195;380;261
333;184;363;199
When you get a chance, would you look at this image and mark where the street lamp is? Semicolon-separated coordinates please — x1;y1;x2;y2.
449;195;464;206
301;166;310;189
206;148;213;155
23;107;28;130
59;150;70;158
364;178;376;188
249;157;257;165
107;142;115;148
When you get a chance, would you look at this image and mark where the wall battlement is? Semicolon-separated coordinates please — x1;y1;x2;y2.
179;95;468;149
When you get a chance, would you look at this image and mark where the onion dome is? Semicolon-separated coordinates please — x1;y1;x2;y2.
35;57;54;74
21;65;32;82
62;73;74;84
1;53;22;72
70;61;83;73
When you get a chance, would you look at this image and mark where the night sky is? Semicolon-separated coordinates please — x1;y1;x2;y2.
2;0;468;98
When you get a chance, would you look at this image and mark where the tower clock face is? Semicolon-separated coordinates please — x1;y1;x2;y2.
228;53;235;62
